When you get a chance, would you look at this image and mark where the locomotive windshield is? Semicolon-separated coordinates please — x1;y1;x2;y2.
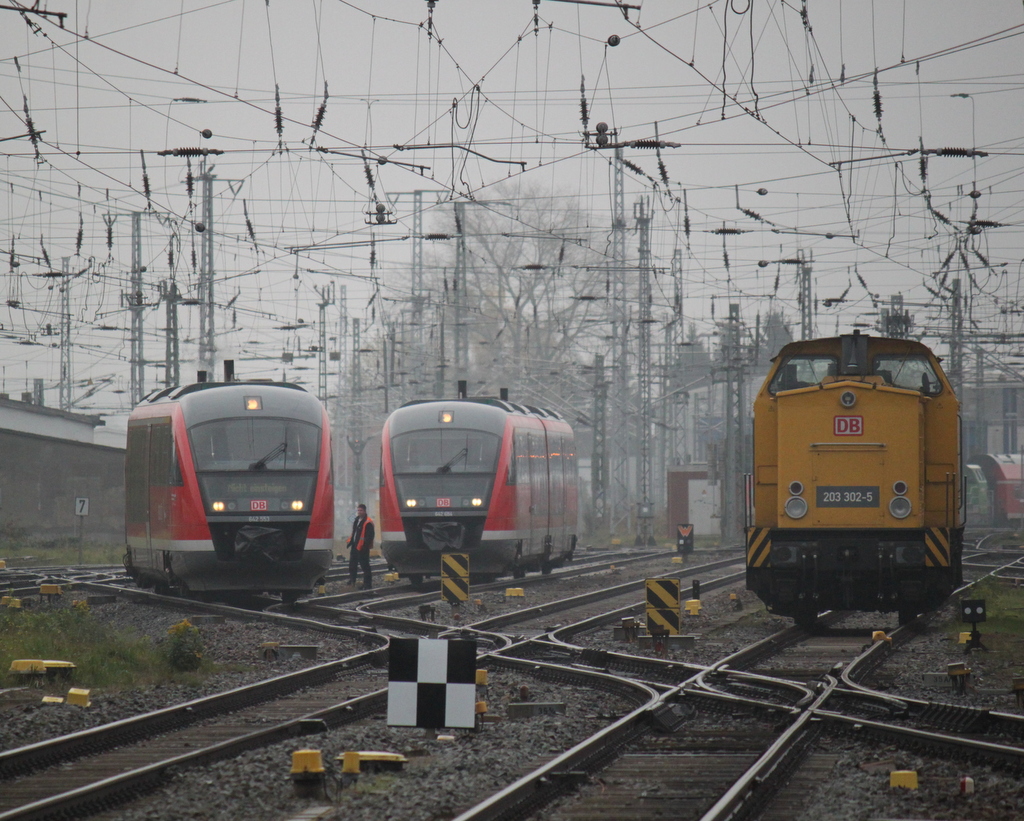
189;418;320;471
391;429;500;474
872;354;942;395
768;355;838;393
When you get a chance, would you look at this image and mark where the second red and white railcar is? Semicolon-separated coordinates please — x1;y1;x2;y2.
379;398;577;582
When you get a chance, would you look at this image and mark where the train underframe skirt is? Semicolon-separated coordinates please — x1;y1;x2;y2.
746;526;964;624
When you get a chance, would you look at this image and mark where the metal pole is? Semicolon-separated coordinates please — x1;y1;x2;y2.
635;198;655;546
198;159;216;375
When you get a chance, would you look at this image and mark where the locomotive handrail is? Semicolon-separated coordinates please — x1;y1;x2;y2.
808;441;886;447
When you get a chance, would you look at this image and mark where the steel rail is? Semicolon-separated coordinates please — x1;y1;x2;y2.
0;690;388;821
0;648;385;782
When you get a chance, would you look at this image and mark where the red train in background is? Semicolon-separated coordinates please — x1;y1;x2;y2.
124;378;334;602
379;397;578;583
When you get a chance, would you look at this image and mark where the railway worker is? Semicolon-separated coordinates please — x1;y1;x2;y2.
347;503;375;589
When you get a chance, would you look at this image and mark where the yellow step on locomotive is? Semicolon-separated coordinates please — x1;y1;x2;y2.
746;331;963;627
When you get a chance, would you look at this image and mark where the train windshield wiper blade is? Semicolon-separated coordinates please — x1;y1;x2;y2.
250;441;286;471
436;447;468;474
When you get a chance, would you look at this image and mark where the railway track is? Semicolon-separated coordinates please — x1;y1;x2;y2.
5;548;1024;820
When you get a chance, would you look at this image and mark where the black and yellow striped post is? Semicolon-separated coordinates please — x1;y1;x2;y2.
441;553;470;604
645;578;680;636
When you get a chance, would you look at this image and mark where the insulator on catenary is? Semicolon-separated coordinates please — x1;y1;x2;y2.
424;233;452;240
158;147;223;157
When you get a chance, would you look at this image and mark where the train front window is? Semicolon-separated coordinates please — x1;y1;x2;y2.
189;418;320;471
391;429;500;474
872;355;942;395
768;355;838;394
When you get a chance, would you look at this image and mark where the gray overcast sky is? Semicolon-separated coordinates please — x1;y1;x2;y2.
1;0;1022;418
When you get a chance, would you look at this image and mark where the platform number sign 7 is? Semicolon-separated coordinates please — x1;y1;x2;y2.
75;497;90;517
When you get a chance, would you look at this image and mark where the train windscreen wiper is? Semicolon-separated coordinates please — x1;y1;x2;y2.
436;447;468;474
250;441;287;471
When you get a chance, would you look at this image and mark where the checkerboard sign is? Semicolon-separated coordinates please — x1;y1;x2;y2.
387;637;478;729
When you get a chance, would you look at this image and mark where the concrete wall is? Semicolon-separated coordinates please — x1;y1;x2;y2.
0;429;124;543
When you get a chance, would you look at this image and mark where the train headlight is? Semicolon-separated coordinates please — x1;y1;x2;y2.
211;501;226;512
840;390;857;408
784;496;808;519
290;500;304;511
889;496;912;519
893;480;908;495
471;498;483;507
788;481;804;496
405;499;418;508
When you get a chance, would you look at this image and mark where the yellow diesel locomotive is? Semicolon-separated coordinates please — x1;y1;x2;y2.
746;331;963;626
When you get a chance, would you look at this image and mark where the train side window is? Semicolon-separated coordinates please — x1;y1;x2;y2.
126;424;149;523
149;421;179;486
506;434;517;485
511;429;528;485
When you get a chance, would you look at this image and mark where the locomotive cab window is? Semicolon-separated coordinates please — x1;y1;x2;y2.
768;355;838;394
872;354;942;395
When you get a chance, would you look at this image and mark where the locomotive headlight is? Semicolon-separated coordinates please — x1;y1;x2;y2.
893;480;909;495
405;499;418;508
788;481;804;496
211;501;225;512
471;498;483;507
784;496;808;519
840;390;856;408
290;500;304;511
889;496;912;519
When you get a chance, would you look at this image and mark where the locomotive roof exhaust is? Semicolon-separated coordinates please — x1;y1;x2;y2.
840;330;869;376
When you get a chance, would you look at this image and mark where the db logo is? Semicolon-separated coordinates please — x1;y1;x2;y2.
834;416;863;436
250;500;268;511
436;497;451;507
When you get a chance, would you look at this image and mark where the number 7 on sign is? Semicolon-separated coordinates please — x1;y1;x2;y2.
75;497;90;516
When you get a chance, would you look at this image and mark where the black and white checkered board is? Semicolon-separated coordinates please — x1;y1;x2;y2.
387;637;478;729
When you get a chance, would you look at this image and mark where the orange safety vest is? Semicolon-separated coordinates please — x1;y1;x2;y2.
353;515;374;551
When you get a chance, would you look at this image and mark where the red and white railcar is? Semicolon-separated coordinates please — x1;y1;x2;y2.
380;398;577;583
124;381;334;601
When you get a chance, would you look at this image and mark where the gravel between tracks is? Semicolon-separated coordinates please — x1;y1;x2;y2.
89;667;636;821
794;731;1024;821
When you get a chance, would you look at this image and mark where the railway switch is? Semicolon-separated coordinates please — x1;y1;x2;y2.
1015;677;1024;708
947;662;972;695
291;749;326;799
39;584;62;600
67;688;91;707
889;770;918;789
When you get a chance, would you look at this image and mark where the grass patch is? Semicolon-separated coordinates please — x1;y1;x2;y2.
0;536;125;567
0;605;215;693
951;576;1024;635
